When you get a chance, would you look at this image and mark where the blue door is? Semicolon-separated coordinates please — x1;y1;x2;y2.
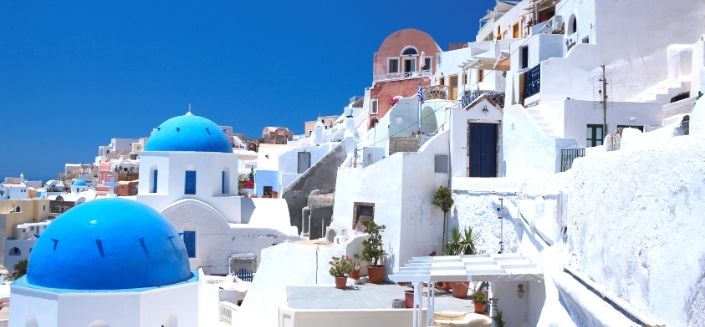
184;171;196;195
469;123;498;177
183;231;196;258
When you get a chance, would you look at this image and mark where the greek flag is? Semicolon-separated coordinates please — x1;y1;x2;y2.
417;84;424;103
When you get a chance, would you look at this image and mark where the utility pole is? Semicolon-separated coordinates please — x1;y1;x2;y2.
599;65;608;138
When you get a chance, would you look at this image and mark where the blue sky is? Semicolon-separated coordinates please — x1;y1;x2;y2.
0;0;494;180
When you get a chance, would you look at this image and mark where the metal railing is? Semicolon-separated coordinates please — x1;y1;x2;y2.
560;146;585;172
219;301;238;325
374;69;432;82
523;64;541;100
461;90;505;109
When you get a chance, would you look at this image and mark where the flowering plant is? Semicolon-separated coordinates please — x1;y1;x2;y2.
329;255;353;277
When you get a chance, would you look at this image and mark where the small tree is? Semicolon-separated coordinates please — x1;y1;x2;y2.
360;219;387;266
9;258;28;280
432;186;454;247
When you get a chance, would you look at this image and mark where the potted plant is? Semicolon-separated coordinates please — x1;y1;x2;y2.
441;226;478;297
350;255;361;280
329;255;353;289
472;290;488;313
360;219;387;284
432;186;454;246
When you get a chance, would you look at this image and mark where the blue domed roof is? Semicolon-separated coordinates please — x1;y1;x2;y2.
145;113;232;153
27;198;192;290
73;179;87;187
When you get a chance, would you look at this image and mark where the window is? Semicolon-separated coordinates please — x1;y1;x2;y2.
587;124;605;147
221;170;229;194
9;247;20;256
371;99;378;114
297;152;311;174
15;206;21;213
184;170;197;195
403;58;416;73
568;15;577;34
422;57;431;70
434;155;449;173
617;125;644;132
182;231;196;258
439;76;445;86
463;72;468;85
513;23;520;38
401;47;418;56
150;169;158;193
496;26;502;40
478;69;484;83
352;202;375;232
388;58;399;74
263;186;273;198
520;46;529;69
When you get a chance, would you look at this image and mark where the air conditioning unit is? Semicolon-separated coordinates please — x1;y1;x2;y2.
551;15;564;33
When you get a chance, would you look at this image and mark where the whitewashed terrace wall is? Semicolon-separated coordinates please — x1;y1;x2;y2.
565;134;705;326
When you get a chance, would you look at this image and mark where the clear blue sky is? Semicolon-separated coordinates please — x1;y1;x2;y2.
0;0;494;180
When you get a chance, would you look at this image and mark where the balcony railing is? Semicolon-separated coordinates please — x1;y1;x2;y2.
461;90;505;109
374;69;432;82
423;85;448;100
523;64;541;100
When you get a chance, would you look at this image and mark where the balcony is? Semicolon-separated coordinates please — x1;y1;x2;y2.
461;90;505;109
374;69;432;82
423;85;449;100
522;64;541;102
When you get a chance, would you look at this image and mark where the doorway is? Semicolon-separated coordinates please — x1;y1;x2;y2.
468;123;498;177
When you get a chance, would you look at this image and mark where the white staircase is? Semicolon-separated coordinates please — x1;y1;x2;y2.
634;80;691;103
525;107;558;137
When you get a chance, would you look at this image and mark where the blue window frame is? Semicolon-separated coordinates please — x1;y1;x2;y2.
150;169;158;193
185;170;196;195
221;171;229;194
183;231;196;258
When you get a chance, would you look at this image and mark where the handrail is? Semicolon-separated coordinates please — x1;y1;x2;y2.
373;69;432;82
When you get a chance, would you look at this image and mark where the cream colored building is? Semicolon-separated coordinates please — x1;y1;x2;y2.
0;199;51;268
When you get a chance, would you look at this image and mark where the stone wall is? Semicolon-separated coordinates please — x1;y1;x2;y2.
389;136;421;155
283;139;350;234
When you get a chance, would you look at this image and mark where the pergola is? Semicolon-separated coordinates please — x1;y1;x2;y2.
388;253;543;327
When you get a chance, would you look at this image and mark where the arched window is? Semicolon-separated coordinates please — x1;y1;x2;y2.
221;170;229;194
401;47;418;56
9;247;21;256
15;206;21;213
568;15;577;34
150;168;158;193
184;170;197;195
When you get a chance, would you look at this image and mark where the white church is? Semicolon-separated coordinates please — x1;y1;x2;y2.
9;198;199;327
136;111;299;275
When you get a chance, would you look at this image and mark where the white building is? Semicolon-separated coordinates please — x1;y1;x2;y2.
137;112;298;275
9;198;198;327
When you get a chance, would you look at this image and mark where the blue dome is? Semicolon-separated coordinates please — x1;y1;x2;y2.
73;179;87;187
145;113;232;153
27;198;192;290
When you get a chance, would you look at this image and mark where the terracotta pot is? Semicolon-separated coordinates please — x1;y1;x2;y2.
473;301;486;313
451;282;469;299
335;276;347;289
367;265;385;284
404;290;414;308
350;269;360;280
442;281;452;291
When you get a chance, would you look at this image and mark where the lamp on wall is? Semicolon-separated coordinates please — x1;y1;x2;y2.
517;284;525;298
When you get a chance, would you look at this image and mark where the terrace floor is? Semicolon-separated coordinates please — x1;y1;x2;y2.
287;281;479;313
